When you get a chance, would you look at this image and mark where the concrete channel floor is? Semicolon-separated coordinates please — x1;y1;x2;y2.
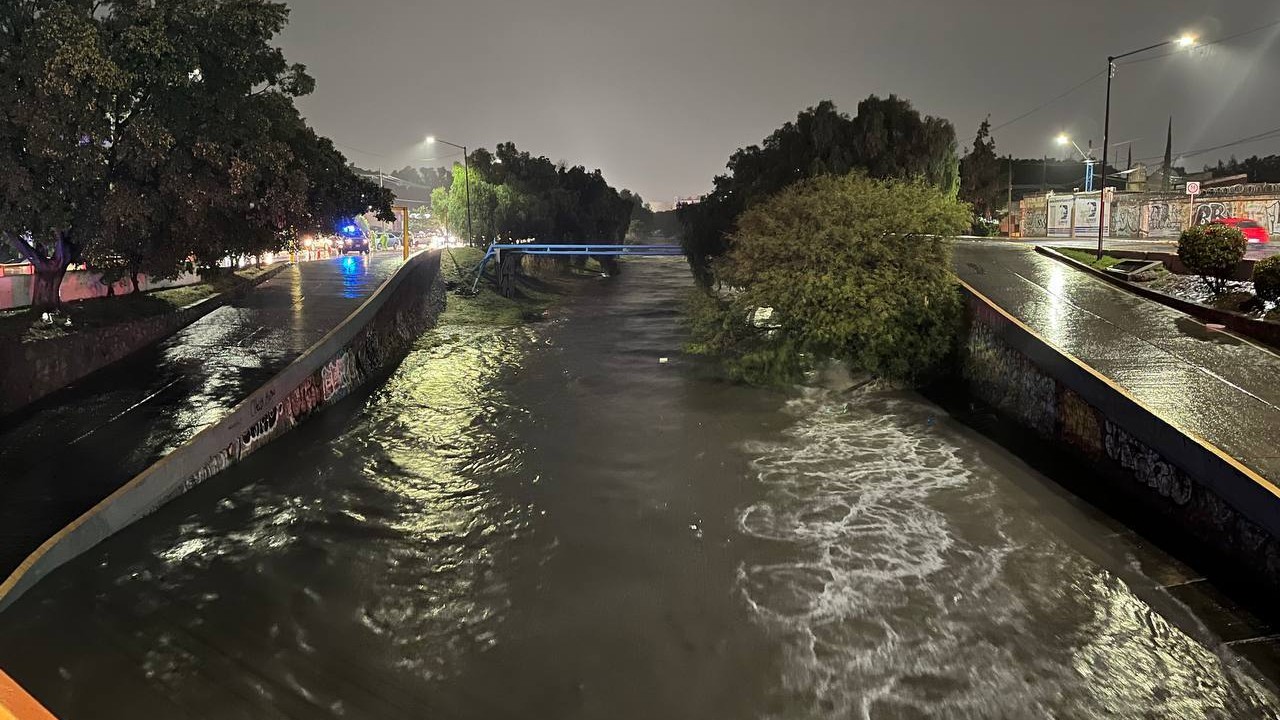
0;252;405;581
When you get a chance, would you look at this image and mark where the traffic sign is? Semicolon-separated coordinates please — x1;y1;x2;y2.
1186;181;1201;196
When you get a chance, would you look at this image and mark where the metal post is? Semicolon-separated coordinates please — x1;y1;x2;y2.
1097;58;1114;260
401;206;410;261
463;145;473;248
1007;158;1013;237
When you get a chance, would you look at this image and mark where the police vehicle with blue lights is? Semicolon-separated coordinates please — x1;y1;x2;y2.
335;221;370;255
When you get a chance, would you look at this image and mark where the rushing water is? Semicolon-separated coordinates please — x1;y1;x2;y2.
1;258;1278;719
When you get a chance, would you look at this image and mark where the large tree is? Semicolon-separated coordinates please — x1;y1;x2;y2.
959;116;1003;220
678;96;960;285
0;0;391;310
686;173;969;385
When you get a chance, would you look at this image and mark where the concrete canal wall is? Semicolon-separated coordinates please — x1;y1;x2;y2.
960;282;1280;595
0;251;444;609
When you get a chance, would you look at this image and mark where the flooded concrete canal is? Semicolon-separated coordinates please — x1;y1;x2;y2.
2;258;1277;718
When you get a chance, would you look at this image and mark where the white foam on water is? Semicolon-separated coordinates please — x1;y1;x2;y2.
738;389;1280;719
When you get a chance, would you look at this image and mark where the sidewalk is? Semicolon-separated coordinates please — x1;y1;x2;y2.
0;252;405;580
953;240;1280;483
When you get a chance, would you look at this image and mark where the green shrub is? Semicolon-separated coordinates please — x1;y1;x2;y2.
1253;255;1280;303
684;173;969;386
1177;224;1246;294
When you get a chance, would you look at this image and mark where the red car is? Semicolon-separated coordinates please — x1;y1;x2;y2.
1212;217;1270;244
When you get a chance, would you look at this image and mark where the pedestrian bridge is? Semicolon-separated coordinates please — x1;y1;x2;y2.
472;243;684;293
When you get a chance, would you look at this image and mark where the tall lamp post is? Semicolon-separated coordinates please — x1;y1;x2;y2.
1096;33;1196;258
426;136;473;247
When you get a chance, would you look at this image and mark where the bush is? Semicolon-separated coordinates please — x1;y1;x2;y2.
1178;224;1246;294
1253;255;1280;303
685;173;969;385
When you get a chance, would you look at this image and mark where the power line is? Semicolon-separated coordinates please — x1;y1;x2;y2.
1117;17;1280;66
991;16;1280;134
991;70;1105;133
1133;123;1280;164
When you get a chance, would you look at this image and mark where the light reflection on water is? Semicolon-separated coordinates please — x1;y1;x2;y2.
2;259;1279;720
0;318;539;717
739;390;1280;719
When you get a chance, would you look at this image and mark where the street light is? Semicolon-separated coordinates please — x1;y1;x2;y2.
426;135;474;247
1056;134;1096;191
1096;32;1197;258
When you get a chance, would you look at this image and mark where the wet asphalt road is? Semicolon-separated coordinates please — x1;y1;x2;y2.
0;253;404;581
1018;235;1280;260
953;240;1280;481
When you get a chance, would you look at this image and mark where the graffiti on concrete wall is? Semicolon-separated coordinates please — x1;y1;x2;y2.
1113;203;1141;237
1047;197;1072;237
1103;421;1193;506
1145;200;1183;237
1192;201;1232;227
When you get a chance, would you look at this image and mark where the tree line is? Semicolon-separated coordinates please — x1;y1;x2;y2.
428;142;647;248
1;0;394;310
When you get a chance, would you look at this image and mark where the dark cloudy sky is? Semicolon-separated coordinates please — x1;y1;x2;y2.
278;0;1280;205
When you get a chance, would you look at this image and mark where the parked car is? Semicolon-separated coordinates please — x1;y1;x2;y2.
1211;217;1270;244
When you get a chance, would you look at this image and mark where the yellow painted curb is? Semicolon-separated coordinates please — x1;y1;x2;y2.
0;670;55;720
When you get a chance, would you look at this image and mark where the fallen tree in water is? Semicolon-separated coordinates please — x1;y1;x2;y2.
684;173;969;386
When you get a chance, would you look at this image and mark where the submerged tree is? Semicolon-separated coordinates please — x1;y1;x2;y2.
686;173;969;385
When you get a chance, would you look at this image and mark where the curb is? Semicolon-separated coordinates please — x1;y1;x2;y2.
1035;246;1280;351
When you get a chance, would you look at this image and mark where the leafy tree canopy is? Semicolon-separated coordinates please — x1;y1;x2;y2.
429;141;633;247
959;116;1003;220
679;96;961;285
685;173;969;385
0;0;391;309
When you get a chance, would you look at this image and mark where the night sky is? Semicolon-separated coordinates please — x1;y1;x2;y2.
277;0;1280;204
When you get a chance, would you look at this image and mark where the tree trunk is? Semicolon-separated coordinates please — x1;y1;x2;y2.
31;266;67;311
5;230;77;312
130;270;141;294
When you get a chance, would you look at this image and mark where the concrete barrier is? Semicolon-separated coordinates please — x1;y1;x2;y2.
0;263;289;419
0;251;444;610
961;281;1280;595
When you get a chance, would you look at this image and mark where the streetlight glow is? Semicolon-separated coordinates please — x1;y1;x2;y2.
1056;134;1069;146
1178;34;1196;47
425;136;436;145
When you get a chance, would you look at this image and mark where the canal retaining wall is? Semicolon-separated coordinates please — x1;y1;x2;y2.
960;282;1280;595
0;251;444;610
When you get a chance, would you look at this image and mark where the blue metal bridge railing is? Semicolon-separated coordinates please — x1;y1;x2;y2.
471;243;684;292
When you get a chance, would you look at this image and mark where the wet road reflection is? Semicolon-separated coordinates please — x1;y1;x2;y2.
0;253;403;581
0;258;1276;718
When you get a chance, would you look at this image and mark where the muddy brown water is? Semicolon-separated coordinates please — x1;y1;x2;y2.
1;258;1277;719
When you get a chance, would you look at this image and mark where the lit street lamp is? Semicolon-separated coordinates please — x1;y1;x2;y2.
1056;134;1096;191
426;136;474;247
1096;33;1196;258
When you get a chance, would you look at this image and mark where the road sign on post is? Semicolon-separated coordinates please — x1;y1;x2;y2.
1186;181;1201;196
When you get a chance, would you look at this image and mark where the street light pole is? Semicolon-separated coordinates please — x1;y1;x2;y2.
1095;33;1195;259
426;136;474;247
1097;60;1113;259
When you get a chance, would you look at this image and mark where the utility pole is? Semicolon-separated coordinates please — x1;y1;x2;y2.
1007;157;1014;237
